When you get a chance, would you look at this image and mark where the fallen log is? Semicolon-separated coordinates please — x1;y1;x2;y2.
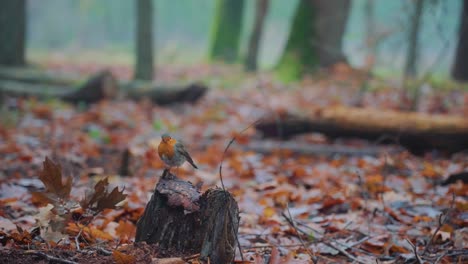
0;67;207;105
135;170;239;263
242;140;399;156
256;106;468;154
0;66;79;85
124;81;207;105
0;70;118;103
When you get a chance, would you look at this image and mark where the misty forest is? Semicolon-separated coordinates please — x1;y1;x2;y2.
0;0;467;263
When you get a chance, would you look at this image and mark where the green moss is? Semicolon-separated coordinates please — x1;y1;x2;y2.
209;0;245;63
275;0;318;82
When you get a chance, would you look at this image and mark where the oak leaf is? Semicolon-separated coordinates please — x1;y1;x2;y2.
80;177;127;214
36;157;72;203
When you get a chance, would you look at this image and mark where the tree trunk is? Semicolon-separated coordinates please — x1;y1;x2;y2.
404;0;424;78
364;0;376;70
0;0;26;66
275;0;350;81
135;170;239;264
245;0;269;72
313;0;350;67
275;0;318;81
452;0;468;81
134;0;154;80
255;106;468;154
210;0;245;63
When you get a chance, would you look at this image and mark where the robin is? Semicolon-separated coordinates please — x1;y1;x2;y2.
158;133;198;171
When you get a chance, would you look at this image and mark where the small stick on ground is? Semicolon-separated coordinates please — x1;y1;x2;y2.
321;241;367;264
217;119;261;262
406;238;423;264
284;203;317;264
422;192;455;256
25;251;78;264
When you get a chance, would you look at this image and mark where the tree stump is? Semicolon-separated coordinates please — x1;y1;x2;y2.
135;170;239;264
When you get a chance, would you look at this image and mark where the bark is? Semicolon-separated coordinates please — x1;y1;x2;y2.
255;106;468;154
276;0;317;81
245;0;269;72
364;0;376;70
404;0;424;78
0;68;207;105
210;0;245;62
452;0;468;81
313;0;350;67
135;170;239;264
0;0;26;66
0;70;118;103
125;81;207;105
243;140;395;156
276;0;350;81
134;0;154;80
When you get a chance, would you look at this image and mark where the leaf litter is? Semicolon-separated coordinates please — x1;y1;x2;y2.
0;63;467;263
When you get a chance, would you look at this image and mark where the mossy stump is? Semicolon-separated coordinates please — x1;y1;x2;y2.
135;170;239;263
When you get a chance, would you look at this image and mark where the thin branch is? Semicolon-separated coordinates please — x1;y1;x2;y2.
422;192;455;256
284;203;317;263
217;119;261;262
218;119;262;191
321;241;367;264
406;238;423;264
25;251;77;264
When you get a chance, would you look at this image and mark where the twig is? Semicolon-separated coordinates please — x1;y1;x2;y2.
25;250;78;264
422;192;455;256
284;203;317;263
321;241;367;264
96;247;112;256
75;227;83;251
434;252;447;264
283;209;371;264
218;119;261;191
217;119;261;262
406;238;423;264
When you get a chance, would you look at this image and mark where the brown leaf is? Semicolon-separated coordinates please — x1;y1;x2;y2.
115;220;136;239
80;177;127;213
113;250;136;264
67;223;113;243
38;157;72;201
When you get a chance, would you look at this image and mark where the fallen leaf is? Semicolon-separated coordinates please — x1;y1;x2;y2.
36;157;72;202
113;250;136;264
80;177;127;213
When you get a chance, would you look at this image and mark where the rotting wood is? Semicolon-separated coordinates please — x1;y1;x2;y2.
242;140;399;156
135;169;239;264
256;106;468;154
0;67;208;105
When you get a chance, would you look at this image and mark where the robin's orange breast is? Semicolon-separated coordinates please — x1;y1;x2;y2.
158;139;176;159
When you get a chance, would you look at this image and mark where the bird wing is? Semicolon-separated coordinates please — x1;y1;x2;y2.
175;142;198;169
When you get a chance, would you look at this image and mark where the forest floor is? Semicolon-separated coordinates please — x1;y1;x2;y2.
0;60;467;263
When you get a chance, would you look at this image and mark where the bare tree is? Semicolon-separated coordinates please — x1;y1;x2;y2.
210;0;245;63
276;0;350;81
245;0;269;72
364;0;376;70
134;0;154;80
404;0;425;78
452;0;468;81
0;0;26;66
